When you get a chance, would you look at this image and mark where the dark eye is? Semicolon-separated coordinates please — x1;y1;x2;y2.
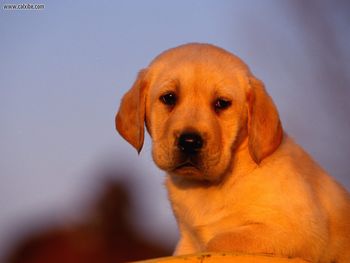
160;92;177;106
214;98;232;112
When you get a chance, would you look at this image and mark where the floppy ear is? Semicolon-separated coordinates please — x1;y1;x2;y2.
247;76;283;164
115;69;148;153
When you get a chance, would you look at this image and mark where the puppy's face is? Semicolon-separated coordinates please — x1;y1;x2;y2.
116;44;283;182
147;57;248;181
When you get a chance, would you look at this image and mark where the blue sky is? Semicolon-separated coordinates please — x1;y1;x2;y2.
1;0;349;259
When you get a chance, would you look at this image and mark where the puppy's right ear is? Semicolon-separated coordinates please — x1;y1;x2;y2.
247;76;283;164
115;69;148;153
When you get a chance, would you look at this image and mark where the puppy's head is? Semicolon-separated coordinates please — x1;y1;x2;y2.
116;43;283;181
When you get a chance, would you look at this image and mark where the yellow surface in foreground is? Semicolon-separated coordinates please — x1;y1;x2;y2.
134;252;309;263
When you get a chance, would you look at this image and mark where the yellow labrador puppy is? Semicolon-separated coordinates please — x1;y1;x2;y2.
115;43;350;262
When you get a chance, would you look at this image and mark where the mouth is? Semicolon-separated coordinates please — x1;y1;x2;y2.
173;160;201;174
176;161;196;169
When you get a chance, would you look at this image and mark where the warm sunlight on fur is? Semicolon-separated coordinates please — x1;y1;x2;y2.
116;43;350;263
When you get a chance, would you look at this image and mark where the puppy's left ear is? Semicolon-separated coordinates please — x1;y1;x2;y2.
247;76;283;164
115;69;148;153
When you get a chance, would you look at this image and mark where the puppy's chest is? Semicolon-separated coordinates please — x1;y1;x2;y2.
167;181;231;228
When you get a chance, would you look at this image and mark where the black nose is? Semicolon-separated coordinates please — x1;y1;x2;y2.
178;132;203;154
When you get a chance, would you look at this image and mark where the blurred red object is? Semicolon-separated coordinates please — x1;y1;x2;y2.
6;181;171;263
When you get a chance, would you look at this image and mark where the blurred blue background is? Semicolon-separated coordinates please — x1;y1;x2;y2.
1;0;349;261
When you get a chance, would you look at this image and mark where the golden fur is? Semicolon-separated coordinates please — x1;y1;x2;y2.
116;43;350;262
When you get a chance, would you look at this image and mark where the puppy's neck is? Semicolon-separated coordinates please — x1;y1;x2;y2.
221;136;258;184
